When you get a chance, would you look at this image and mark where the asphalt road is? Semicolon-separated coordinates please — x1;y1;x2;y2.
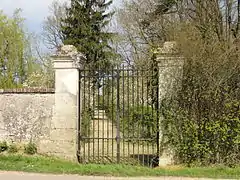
0;171;234;180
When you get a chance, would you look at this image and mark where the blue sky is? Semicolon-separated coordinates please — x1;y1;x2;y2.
0;0;122;34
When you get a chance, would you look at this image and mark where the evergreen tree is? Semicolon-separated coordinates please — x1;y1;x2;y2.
61;0;115;69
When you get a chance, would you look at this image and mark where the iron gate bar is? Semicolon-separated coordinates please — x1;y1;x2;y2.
132;67;135;160
122;65;125;158
92;72;95;161
146;72;150;165
107;70;110;157
137;69;140;164
77;69;81;162
97;67;100;161
111;67;114;161
151;68;155;159
127;68;130;163
100;72;105;160
83;67;86;161
88;70;91;162
141;69;145;164
116;65;121;163
77;75;143;78
78;137;156;141
78;66;160;166
155;67;160;157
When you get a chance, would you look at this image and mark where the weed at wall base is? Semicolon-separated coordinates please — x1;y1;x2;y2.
8;144;18;154
24;142;37;155
0;141;8;153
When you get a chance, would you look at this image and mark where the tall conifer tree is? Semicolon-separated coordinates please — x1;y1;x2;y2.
61;0;114;69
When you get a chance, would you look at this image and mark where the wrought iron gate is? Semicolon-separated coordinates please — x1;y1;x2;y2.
77;65;159;167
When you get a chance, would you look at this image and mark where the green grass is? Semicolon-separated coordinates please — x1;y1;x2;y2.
0;154;240;179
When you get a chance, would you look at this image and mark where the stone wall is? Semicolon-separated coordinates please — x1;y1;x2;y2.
0;54;79;161
0;86;78;160
157;41;184;166
0;88;54;144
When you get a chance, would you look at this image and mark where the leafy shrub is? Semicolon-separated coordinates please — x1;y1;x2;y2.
0;141;8;153
159;24;240;167
121;106;158;141
161;70;240;166
24;142;37;155
105;104;158;142
8;144;18;154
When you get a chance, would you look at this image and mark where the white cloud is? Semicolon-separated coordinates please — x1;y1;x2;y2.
1;0;54;17
0;0;67;32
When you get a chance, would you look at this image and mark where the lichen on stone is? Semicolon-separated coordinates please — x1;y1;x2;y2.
56;45;78;57
157;41;178;54
55;45;86;68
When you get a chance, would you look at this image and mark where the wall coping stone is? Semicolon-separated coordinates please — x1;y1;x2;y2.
0;88;55;94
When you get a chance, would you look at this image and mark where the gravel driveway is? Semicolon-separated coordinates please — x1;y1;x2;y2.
0;171;234;180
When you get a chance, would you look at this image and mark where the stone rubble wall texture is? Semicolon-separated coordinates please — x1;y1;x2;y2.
0;89;54;145
0;87;77;161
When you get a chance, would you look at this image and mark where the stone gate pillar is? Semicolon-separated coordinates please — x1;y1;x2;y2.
39;45;81;161
157;41;184;100
156;41;184;166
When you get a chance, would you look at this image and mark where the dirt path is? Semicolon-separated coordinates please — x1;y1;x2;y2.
0;171;234;180
81;110;157;165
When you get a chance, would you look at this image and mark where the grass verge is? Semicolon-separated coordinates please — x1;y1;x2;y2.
0;154;240;179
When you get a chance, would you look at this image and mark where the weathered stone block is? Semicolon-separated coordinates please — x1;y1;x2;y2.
50;128;76;141
38;139;76;160
51;115;77;129
0;93;54;143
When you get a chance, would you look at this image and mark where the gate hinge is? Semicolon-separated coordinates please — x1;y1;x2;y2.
79;135;84;140
115;136;121;142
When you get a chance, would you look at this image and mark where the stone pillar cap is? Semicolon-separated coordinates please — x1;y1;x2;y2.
156;41;178;55
51;45;86;69
51;44;86;60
